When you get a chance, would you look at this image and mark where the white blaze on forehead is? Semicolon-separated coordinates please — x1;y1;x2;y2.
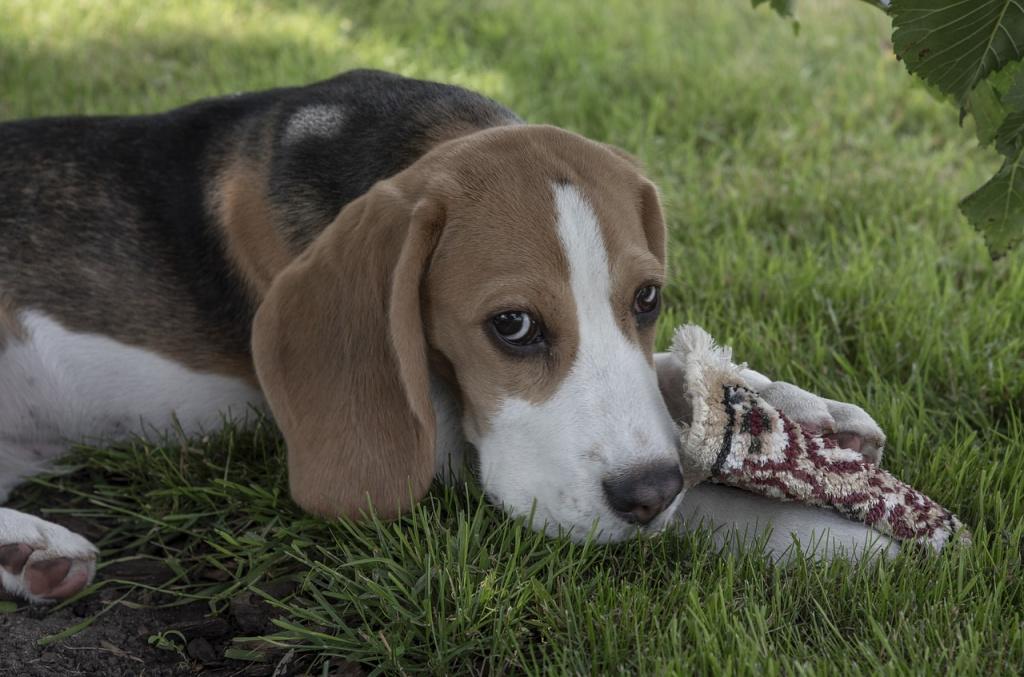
283;104;347;145
553;183;614;346
551;182;670;425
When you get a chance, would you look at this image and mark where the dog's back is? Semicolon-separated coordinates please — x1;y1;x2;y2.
0;69;519;370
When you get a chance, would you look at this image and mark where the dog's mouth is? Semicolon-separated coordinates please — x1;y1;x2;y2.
636;488;686;536
469;440;686;542
526;489;686;544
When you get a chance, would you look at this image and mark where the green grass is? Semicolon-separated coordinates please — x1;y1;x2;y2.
3;0;1023;674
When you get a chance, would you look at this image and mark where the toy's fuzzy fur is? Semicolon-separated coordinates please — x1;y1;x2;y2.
670;325;969;552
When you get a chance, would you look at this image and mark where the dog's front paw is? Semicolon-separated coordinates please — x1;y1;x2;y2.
0;508;97;603
819;397;886;465
757;382;886;465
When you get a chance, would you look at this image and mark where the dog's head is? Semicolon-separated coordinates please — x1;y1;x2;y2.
252;125;684;542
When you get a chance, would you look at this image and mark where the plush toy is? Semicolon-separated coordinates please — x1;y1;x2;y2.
669;325;970;552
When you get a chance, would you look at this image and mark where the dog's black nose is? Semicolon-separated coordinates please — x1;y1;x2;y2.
602;462;683;525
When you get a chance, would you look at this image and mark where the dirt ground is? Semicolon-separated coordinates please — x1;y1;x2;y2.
0;522;362;677
0;568;355;676
2;590;250;676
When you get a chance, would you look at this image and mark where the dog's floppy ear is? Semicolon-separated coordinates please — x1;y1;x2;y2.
600;142;645;171
599;143;666;263
638;178;667;265
251;179;444;520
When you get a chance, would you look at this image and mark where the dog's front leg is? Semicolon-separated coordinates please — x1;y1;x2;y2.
677;483;900;562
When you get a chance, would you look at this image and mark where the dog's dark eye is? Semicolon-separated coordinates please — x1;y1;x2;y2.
634;285;660;316
491;311;544;347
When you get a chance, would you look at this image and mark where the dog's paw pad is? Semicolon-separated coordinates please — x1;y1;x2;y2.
0;511;98;603
822;400;886;464
826;431;863;453
0;545;96;603
24;556;91;600
0;543;33;575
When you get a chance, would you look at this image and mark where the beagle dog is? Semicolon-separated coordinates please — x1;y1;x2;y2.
0;70;893;603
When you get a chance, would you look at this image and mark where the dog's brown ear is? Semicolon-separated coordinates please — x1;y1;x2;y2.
600;142;645;172
251;180;444;520
638;178;667;265
598;144;665;263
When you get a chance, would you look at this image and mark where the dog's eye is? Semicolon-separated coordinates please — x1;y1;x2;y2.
634;285;660;316
491;311;544;347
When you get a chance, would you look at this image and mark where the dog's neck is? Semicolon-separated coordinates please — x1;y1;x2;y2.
429;373;476;485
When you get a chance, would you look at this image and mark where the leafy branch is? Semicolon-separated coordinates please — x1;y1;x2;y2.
755;0;1024;256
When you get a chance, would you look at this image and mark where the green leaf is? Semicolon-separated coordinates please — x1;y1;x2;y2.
891;0;1024;105
985;59;1024;97
965;79;1006;146
961;62;1022;148
995;109;1024;155
751;0;795;19
1004;67;1024;109
959;146;1024;256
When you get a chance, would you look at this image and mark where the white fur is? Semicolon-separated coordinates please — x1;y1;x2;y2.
0;507;98;603
283;104;347;146
678;483;899;562
0;312;264;490
469;184;683;542
739;367;772;391
0;310;265;601
431;375;475;484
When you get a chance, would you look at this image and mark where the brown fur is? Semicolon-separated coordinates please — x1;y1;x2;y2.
584;178;668;365
0;138;259;382
250;124;668;518
251;182;443;520
213;161;295;300
0;293;26;351
422;129;580;431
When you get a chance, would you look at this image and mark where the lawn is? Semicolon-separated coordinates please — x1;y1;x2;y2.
2;0;1023;674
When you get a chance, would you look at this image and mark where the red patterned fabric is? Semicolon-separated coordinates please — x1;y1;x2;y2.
671;325;969;552
711;383;967;551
